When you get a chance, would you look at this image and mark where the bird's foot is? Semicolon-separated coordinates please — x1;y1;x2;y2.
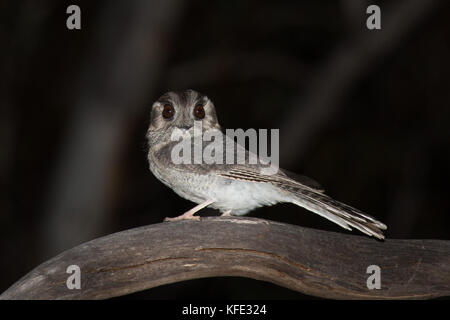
164;212;200;222
164;199;215;222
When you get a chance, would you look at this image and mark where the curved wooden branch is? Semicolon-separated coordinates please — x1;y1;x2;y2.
1;217;449;300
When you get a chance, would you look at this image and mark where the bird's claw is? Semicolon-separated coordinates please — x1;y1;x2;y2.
164;215;201;222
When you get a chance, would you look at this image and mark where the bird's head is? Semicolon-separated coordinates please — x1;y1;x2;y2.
148;89;221;138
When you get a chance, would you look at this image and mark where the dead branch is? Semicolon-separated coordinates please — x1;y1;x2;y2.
2;217;449;300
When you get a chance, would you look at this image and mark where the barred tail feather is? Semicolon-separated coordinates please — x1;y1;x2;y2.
290;189;387;240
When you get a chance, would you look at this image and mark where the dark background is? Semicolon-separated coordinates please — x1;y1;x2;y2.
1;0;449;299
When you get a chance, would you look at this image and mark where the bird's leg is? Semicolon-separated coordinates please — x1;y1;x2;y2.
164;199;215;222
221;210;232;217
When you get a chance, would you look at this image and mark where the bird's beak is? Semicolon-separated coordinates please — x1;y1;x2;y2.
177;125;192;134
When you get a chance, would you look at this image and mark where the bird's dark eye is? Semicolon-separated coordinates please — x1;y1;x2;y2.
162;104;175;119
193;105;205;119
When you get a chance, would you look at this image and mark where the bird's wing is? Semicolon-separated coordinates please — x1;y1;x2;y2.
157;136;323;189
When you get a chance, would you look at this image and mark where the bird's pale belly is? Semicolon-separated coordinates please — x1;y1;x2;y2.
151;164;285;215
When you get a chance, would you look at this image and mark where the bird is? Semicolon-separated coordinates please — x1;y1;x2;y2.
146;89;387;239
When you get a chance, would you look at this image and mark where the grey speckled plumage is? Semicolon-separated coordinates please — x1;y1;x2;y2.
146;89;387;239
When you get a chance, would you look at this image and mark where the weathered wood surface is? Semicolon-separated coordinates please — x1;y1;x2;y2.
1;217;449;299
